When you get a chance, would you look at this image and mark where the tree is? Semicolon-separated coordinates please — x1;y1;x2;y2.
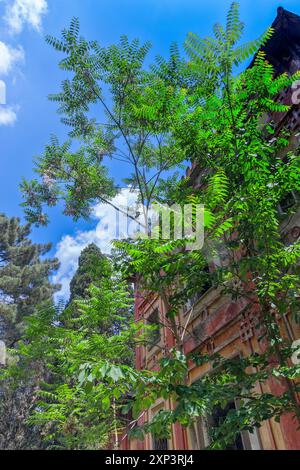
20;22;188;229
0;243;140;450
68;243;111;304
0;213;59;345
19;2;300;450
64;244;133;335
0;378;46;450
114;3;300;447
5;268;141;450
0;213;60;450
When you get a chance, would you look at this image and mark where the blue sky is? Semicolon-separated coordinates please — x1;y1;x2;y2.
1;0;300;298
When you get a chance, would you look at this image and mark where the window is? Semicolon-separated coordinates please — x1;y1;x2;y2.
278;191;299;214
152;436;168;450
188;417;209;450
147;309;161;348
150;403;169;450
209;401;244;450
183;265;212;314
188;362;262;450
187;403;261;450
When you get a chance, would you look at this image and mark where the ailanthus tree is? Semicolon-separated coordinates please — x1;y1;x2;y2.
3;267;143;450
19;2;300;449
0;243;138;450
113;3;300;447
63;244;133;337
20;23;188;227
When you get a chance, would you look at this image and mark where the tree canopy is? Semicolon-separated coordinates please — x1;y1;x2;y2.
0;213;59;345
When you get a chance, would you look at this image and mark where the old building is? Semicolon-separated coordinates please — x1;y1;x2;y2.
122;6;300;451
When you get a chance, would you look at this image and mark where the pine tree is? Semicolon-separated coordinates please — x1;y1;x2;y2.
68;243;111;304
0;213;59;345
0;214;60;449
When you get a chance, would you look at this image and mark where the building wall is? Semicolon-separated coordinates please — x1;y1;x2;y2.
124;272;300;450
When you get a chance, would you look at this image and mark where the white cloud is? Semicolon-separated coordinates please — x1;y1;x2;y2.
53;189;140;301
4;0;48;34
0;105;17;125
0;41;24;76
0;80;6;104
0;41;23;126
0;1;48;125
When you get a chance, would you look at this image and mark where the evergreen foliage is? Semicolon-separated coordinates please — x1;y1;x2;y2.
68;243;111;304
0;213;59;345
0;213;59;450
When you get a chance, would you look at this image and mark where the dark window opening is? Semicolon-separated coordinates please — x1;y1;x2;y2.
183;265;212;314
152;436;168;450
279;191;299;213
147;309;161;348
199;265;213;297
209;401;244;450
